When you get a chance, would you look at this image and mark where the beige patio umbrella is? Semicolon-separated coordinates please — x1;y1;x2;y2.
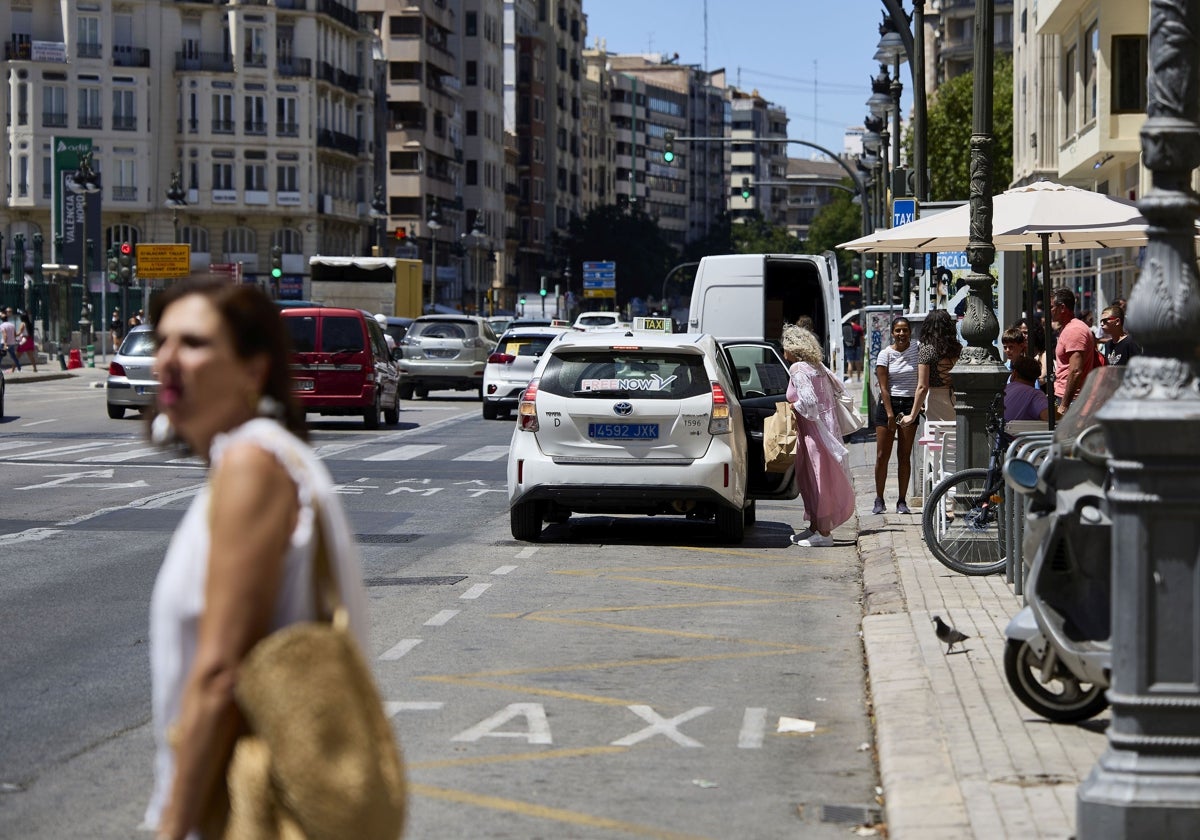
838;180;1150;254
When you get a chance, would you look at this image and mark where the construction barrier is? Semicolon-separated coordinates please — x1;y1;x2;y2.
67;348;83;369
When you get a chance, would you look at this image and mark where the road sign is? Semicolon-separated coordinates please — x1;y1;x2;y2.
892;198;918;228
582;260;616;300
135;243;191;279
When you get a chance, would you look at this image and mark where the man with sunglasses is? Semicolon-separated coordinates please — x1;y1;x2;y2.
1050;287;1097;418
1100;302;1141;367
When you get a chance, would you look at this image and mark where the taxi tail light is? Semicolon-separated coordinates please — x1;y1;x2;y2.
709;381;731;435
488;352;515;365
517;378;540;432
109;361;126;377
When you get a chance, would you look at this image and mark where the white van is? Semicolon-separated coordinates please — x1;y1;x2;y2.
686;253;844;371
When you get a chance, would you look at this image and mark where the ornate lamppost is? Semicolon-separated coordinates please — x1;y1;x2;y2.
370;185;387;257
1076;0;1200;833
68;151;100;346
165;171;187;244
426;205;441;310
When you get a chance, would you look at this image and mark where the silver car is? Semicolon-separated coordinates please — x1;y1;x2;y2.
107;324;157;419
396;315;497;399
481;326;570;419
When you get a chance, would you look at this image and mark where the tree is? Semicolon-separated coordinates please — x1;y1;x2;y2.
563;205;677;307
805;181;866;281
918;53;1014;201
729;212;807;255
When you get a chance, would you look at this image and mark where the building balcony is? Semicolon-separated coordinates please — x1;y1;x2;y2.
79;114;102;129
276;0;308;9
212;119;236;134
43;111;68;128
277;122;300;137
5;40;67;62
78;42;103;59
112;186;138;201
175;51;234;73
317;0;360;31
113;115;138;131
245;121;268;136
113;46;150;67
317;128;363;155
244;52;268;68
277;57;311;77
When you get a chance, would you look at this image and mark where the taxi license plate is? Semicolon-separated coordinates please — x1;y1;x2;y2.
292;379;315;391
588;423;658;440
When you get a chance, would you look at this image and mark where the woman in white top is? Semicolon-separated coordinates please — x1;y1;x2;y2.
143;280;368;840
872;317;920;515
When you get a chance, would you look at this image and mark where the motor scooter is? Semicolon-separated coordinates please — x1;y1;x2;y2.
1001;367;1124;723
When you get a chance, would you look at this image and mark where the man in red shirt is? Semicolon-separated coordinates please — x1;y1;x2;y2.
1051;287;1096;417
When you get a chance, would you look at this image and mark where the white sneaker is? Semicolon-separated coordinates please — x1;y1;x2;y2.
793;534;834;548
789;528;815;545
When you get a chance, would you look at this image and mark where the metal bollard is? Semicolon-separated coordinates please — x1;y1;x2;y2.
86;344;95;368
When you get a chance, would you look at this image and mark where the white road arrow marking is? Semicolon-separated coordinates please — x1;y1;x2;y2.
15;469;149;491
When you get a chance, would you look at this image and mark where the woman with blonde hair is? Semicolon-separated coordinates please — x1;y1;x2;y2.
782;324;855;547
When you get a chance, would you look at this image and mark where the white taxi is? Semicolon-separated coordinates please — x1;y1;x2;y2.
482;325;572;420
506;319;799;542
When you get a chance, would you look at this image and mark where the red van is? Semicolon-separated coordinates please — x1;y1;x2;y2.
280;307;401;428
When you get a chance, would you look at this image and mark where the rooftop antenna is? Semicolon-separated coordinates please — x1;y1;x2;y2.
703;0;708;70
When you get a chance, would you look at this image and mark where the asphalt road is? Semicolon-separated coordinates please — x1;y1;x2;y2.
0;375;879;838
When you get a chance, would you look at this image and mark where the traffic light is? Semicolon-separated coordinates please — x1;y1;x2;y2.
270;246;283;279
118;242;133;286
851;257;862;283
663;132;675;164
394;226;407;241
740;177;751;200
519;296;527;306
864;267;876;282
106;248;118;284
539;276;547;298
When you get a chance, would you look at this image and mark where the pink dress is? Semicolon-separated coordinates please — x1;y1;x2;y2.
787;361;856;534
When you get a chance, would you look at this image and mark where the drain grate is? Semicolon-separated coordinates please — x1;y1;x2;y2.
820;803;881;825
356;534;421;544
364;575;467;587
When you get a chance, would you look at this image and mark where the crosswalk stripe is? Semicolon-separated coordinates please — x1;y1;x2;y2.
78;446;162;463
453;445;510;462
364;444;444;461
9;442;112;459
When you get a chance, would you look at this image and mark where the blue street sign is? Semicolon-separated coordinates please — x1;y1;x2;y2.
582;270;615;281
893;198;918;228
583;260;616;272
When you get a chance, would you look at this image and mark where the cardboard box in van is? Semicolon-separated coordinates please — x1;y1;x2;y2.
687;253;844;372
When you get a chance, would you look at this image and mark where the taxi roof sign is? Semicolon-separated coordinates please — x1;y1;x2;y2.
632;316;673;333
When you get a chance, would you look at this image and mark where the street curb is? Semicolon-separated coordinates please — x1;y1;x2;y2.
2;372;81;385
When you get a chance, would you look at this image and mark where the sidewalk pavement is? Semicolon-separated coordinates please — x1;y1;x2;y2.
850;442;1108;840
2;361;107;385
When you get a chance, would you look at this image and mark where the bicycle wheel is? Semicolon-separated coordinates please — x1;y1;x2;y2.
922;467;1006;575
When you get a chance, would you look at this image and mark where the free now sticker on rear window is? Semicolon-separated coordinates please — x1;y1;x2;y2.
581;374;677;392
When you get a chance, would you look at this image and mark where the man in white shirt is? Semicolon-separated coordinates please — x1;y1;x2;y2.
1;312;19;371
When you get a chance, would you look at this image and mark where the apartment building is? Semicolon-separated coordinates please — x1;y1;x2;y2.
785;157;850;242
929;0;1015;88
2;0;377;309
729;88;789;226
580;43;614;214
1011;0;1151;313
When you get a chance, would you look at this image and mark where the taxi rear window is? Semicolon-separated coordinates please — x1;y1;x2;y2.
539;351;710;399
498;335;555;357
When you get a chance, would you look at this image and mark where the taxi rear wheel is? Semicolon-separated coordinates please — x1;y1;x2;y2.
511;501;543;541
716;504;745;543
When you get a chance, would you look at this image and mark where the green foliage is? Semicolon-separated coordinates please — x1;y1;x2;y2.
917;53;1014;201
563;205;678;306
805;181;866;280
730;212;807;255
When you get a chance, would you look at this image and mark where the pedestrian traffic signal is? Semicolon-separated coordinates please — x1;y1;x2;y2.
539;276;547;297
663;132;675;164
851;257;862;283
118;242;133;286
270;246;283;279
740;177;751;200
864;267;876;281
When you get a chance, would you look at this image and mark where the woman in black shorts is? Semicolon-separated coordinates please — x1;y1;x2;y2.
872;317;920;515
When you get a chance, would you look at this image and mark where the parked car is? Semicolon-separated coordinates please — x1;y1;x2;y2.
375;315;414;354
395;314;497;399
506;326;799;542
482;325;571;420
280;307;401;428
487;316;514;336
106;324;158;419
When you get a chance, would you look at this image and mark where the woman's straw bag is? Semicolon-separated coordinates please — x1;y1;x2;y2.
763;400;798;473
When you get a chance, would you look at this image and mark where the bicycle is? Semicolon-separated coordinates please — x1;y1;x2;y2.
921;394;1010;576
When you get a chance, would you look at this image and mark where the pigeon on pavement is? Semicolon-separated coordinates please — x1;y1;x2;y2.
932;615;969;654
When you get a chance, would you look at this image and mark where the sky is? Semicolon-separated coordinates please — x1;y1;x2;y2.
582;0;913;159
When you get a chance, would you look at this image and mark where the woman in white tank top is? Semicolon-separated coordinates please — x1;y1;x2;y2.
142;281;368;840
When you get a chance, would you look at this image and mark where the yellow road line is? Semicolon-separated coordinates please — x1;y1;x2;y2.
546;573;834;598
493;597;809;619
410;782;716;840
410;744;627;770
515;613;809;647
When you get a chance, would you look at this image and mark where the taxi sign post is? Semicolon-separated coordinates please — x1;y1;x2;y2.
632;316;672;333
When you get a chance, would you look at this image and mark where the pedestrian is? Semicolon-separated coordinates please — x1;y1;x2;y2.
13;309;38;372
1050;287;1098;417
781;324;855;547
143;280;369;839
111;308;123;351
1100;302;1141;366
901;308;961;429
843;314;864;379
1001;326;1027;372
871;316;919;515
1015;316;1048;389
1004;356;1050;422
1;310;19;371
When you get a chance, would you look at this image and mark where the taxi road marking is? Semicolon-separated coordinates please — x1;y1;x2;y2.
738;707;768;749
424;609;460;626
491;565;517;575
408;744;626;770
515;546;539;559
384;700;444;716
460;582;492;599
379;638;423;660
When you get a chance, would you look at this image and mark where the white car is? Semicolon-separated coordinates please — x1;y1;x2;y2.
572;310;624;331
482;325;571;420
506;328;799;542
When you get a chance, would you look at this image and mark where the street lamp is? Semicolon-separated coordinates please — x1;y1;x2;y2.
370;185;387;257
426;206;441;309
165;170;186;244
465;211;486;315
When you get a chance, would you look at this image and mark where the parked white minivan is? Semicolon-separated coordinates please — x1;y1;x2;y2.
686;253;844;371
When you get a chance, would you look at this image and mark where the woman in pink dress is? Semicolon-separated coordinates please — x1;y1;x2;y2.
782;324;856;547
